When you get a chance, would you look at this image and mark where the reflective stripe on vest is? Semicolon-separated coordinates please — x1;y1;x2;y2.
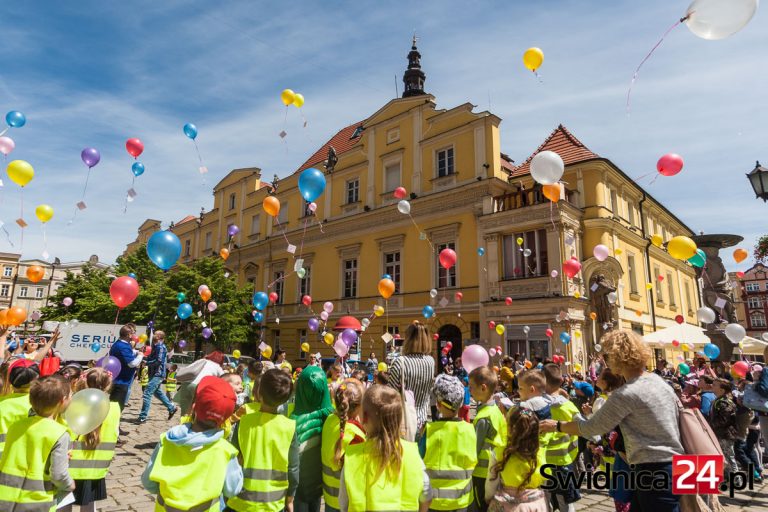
423;420;477;511
157;494;218;512
320;414;366;510
68;402;120;480
472;405;506;478
227;411;296;512
0;416;67;512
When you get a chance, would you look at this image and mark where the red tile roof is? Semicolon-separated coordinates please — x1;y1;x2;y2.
295;121;364;173
512;124;600;177
176;215;197;225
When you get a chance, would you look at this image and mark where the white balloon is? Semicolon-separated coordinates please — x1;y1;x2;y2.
430;289;438;298
361;318;371;327
523;248;532;257
762;332;768;342
685;0;758;40
530;150;565;185
523;325;530;334
397;200;411;215
696;307;716;324
63;389;110;436
607;291;618;304
594;344;602;352
489;348;497;357
724;323;746;344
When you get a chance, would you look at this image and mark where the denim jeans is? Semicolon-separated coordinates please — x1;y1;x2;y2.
139;375;176;420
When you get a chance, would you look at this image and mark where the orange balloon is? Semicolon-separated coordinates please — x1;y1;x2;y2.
6;306;27;326
589;312;597;321
26;265;44;284
734;248;748;263
219;247;230;261
542;183;562;203
263;196;281;217
378;278;395;299
0;309;7;325
200;289;212;302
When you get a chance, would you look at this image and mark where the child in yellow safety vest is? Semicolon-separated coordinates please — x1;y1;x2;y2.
485;407;549;512
142;376;243;512
0;374;74;511
0;359;40;459
62;367;121;512
139;363;149;392
469;366;507;512
340;385;431;511
321;378;366;512
165;364;177;400
422;374;477;512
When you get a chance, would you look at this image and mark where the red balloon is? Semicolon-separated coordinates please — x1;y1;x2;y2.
657;153;684;177
126;138;144;158
545;328;553;338
562;257;582;279
505;297;513;306
439;248;457;269
675;315;684;324
393;187;407;199
672;340;680;347
732;361;750;378
445;342;453;348
302;295;312;306
488;321;496;329
269;292;279;303
496;345;502;353
433;333;440;340
455;291;463;301
736;271;745;278
110;276;139;309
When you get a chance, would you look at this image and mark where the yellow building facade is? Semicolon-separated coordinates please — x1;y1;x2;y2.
125;43;700;369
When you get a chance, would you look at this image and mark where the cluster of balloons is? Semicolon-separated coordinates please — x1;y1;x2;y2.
0;306;29;326
146;230;182;271
199;285;212;302
280;89;305;108
552;354;566;364
126;138;146;181
0;112;25;157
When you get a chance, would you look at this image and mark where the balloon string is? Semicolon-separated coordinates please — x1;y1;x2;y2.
193;139;207;187
114;308;121;326
626;16;687;115
0;127;7;137
42;225;47;258
69;166;94;225
407;213;433;251
533;70;543;84
274;218;292;247
19;188;24;252
297;218;309;261
1;224;13;247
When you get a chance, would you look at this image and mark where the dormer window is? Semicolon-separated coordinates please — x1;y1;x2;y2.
351;126;364;139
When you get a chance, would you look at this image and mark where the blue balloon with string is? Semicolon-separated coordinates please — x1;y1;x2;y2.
560;332;571;344
146;230;182;271
253;291;269;311
177;303;193;320
298;168;326;202
90;342;101;353
703;343;720;360
183;123;198;140
422;305;435;318
253;311;264;323
132;162;145;177
5;111;26;128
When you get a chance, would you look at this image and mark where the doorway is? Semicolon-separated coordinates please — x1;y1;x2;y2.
436;324;463;373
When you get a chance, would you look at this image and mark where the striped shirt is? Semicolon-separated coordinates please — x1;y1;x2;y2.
388;354;435;430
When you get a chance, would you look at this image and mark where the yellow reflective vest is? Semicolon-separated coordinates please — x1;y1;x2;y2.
424;419;477;511
473;403;507;478
227;410;296;512
344;439;423;512
0;392;31;458
0;416;68;512
68;401;121;480
140;367;149;387
494;444;547;489
321;414;366;510
165;372;176;393
546;400;580;466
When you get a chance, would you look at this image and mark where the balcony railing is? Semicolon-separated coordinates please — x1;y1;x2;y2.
492;188;575;213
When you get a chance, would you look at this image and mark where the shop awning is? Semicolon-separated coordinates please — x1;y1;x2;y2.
643;324;712;346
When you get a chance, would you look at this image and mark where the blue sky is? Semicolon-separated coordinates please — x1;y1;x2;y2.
0;0;766;269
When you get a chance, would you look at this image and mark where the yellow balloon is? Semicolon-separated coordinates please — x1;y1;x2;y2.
645;283;653;290
377;362;388;372
301;342;310;353
614;248;623;255
7;160;34;187
516;237;524;246
667;236;697;260
35;204;54;223
281;89;295;106
522;47;544;71
573;292;581;299
139;334;148;342
574;363;582;372
323;332;334;345
651;234;663;247
374;305;384;317
292;93;305;108
233;349;241;359
495;324;506;335
261;345;273;359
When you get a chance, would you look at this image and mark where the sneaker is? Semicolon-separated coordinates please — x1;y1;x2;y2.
135;418;147;425
168;406;179;421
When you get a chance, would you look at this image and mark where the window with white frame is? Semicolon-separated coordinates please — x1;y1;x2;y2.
273;272;284;304
654;266;663;302
436;147;455;177
384;162;400;192
343;259;358;298
751;312;766;328
229;193;236;210
251;215;260;235
666;272;676;306
627;253;639;294
346;179;360;204
3;266;12;278
384;251;401;293
19;286;28;298
436;242;457;288
299;266;311;298
35;288;44;299
204;232;212;250
746;282;760;292
748;296;762;309
0;284;8;297
502;230;548;279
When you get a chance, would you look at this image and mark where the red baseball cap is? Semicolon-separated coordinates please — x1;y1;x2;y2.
193;376;236;426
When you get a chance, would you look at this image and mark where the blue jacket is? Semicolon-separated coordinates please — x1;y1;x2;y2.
146;343;168;379
109;339;141;386
756;368;768;398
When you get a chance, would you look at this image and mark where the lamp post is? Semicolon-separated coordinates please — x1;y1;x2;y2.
746;161;768;201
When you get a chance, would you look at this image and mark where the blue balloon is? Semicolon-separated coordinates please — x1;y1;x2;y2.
177;303;193;320
687;249;707;268
560;332;571;344
146;230;182;271
132;161;145;177
422;305;435;318
381;274;392;280
183;123;198;140
5;111;26;128
253;291;269;311
253;312;264;323
90;342;101;353
128;273;137;280
703;343;720;360
298;168;326;202
477;247;485;256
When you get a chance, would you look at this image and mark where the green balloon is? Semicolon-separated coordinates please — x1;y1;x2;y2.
687;249;706;268
177;292;186;303
678;363;690;376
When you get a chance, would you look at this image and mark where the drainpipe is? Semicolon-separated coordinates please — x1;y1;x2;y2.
638;192;657;331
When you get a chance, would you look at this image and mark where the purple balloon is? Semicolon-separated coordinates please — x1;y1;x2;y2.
81;147;101;168
227;224;240;237
308;318;319;332
178;339;187;349
341;328;358;348
99;356;122;378
202;327;213;339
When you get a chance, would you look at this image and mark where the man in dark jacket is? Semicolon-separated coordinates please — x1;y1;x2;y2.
108;324;143;410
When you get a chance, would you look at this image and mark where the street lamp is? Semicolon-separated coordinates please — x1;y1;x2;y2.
746;161;768;201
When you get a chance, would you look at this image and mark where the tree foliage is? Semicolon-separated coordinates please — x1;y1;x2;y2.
42;245;257;351
754;235;768;264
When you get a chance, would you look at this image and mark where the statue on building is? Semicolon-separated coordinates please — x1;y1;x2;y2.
325;146;338;173
589;273;616;328
694;236;742;324
269;174;279;196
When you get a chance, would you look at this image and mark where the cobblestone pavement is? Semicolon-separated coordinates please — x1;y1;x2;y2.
75;383;768;511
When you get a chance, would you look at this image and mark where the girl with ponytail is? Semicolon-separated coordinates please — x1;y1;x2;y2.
320;378;366;511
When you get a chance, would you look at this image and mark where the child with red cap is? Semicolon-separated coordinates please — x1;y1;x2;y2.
142;376;243;511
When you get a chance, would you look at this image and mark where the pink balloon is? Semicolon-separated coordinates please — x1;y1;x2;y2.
462;344;490;373
62;297;73;307
593;244;609;262
550;269;558;278
207;301;218;312
308;202;317;213
656;153;684;177
489;348;497;357
333;337;349;357
320;310;329;321
323;301;334;313
0;136;15;156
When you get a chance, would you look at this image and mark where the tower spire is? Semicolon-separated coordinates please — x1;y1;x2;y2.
402;35;426;98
